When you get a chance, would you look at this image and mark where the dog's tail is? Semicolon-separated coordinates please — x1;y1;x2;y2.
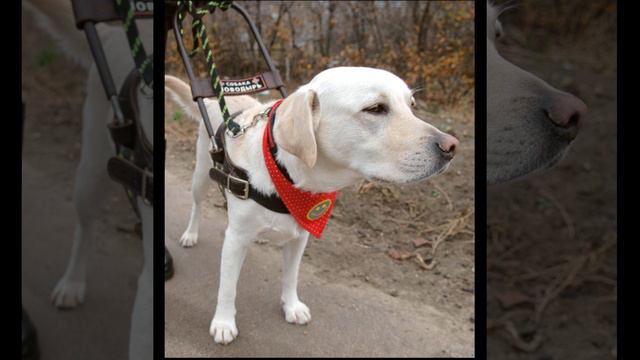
165;75;204;123
23;0;93;69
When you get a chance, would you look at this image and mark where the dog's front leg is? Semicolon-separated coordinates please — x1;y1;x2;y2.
210;226;252;345
129;201;153;360
51;72;115;308
281;232;311;325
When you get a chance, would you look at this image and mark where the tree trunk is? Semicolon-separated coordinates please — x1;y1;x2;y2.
349;1;363;51
369;1;383;51
417;2;432;53
285;3;297;50
315;2;324;57
412;1;421;28
269;3;288;52
324;2;337;57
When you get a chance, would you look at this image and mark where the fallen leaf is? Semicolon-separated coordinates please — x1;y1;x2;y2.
497;291;531;309
412;238;433;248
387;249;413;261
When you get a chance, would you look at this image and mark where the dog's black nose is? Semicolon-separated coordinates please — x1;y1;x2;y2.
436;134;458;160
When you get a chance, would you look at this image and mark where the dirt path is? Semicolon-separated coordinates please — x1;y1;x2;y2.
22;162;141;360
164;170;474;357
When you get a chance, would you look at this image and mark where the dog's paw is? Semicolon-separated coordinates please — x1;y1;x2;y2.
282;300;312;325
51;277;86;309
179;230;198;247
210;319;238;345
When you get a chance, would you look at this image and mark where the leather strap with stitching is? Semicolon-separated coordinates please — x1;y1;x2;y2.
208;110;289;214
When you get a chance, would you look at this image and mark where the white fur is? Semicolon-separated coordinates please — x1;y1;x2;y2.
24;1;153;359
165;66;458;345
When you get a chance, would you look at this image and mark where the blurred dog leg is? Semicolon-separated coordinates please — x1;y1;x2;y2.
51;66;115;308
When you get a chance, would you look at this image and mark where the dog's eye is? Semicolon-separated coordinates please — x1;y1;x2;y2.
363;104;388;115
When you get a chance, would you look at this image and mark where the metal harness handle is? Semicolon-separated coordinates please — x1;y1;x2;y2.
175;0;241;135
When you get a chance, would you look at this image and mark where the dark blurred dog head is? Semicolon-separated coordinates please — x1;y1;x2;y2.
487;2;587;184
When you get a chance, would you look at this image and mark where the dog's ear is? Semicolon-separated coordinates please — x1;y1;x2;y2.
164;75;202;121
274;88;320;168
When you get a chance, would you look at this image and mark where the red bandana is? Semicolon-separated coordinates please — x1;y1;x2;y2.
262;100;337;239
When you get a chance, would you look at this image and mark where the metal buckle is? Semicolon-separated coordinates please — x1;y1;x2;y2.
227;173;250;200
212;161;225;171
140;169;153;206
226;126;245;138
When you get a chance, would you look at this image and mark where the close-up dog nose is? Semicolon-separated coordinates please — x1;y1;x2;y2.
545;93;587;139
436;134;459;159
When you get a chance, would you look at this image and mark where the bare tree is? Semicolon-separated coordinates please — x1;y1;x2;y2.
166;1;475;107
417;1;432;53
268;2;289;52
324;1;337;57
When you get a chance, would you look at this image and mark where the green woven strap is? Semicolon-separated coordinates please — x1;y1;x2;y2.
176;0;241;135
115;0;153;86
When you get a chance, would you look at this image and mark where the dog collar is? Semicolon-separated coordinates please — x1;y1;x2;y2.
263;99;337;239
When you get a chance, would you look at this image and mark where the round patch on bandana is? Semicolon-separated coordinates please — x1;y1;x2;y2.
306;199;332;221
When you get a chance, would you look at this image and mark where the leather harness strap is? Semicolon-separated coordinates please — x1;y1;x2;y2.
208;109;289;214
106;69;154;207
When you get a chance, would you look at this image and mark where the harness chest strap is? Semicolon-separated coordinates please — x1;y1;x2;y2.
209;113;289;214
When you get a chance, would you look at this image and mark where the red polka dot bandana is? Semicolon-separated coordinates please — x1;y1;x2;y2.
262;100;337;239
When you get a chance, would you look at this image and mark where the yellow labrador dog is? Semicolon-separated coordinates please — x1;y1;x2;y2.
487;1;587;184
24;1;153;358
166;67;459;345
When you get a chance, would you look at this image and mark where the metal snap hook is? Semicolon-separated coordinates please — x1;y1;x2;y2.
139;81;154;99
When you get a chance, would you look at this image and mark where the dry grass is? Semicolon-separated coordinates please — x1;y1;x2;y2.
488;221;616;352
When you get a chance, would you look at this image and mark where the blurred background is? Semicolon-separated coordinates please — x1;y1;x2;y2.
21;3;146;359
164;1;475;356
487;1;617;359
165;0;474;110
